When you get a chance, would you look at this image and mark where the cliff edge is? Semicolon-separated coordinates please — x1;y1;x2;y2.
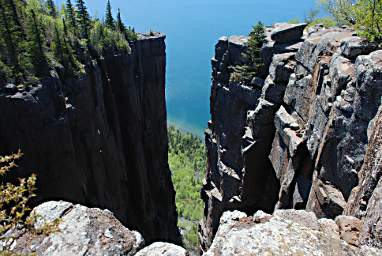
200;23;382;252
0;33;181;244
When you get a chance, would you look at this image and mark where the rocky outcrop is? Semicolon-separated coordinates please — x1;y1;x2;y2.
1;201;188;256
201;23;382;252
0;34;180;244
0;201;145;255
203;209;381;256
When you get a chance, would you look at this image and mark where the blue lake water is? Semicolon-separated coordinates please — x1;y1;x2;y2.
56;0;318;136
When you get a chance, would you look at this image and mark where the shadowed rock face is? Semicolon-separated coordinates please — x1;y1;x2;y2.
201;23;382;252
0;34;181;244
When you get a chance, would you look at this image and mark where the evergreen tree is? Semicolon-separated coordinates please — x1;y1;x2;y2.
0;0;23;82
47;0;57;17
53;24;65;66
116;8;126;32
247;22;267;69
27;9;49;78
8;0;24;36
65;0;77;32
230;22;266;84
105;0;115;29
75;0;91;39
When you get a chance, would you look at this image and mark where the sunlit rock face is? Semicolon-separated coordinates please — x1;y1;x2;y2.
0;33;181;245
203;209;381;256
201;22;382;253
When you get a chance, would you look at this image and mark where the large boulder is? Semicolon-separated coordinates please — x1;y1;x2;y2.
271;23;307;44
204;210;381;256
0;201;144;255
340;36;378;60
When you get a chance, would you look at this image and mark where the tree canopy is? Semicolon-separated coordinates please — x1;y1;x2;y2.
0;0;138;87
319;0;382;41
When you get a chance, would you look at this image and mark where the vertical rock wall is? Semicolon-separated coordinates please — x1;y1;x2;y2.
200;24;382;252
0;34;181;244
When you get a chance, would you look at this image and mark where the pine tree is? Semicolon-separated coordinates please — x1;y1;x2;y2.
47;0;57;18
116;8;126;33
27;9;49;78
230;21;266;84
75;0;91;39
0;0;22;82
105;0;115;29
8;0;24;36
65;0;77;34
247;22;266;69
53;23;65;67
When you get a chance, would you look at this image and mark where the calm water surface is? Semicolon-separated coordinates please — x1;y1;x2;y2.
56;0;318;136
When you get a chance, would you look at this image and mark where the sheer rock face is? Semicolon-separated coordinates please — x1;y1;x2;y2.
201;24;382;252
345;105;382;247
203;209;381;256
0;34;181;244
0;201;145;255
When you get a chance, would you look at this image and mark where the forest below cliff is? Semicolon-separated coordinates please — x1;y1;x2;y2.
168;126;206;253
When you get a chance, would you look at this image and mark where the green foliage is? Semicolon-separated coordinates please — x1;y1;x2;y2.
105;0;115;29
125;27;138;41
317;0;382;42
353;0;382;41
75;0;91;39
65;0;77;35
90;20;130;53
0;0;136;87
115;9;138;42
307;16;337;28
116;8;125;32
230;22;266;83
46;0;57;17
26;9;49;78
0;0;30;84
318;0;355;25
168;126;206;252
0;151;37;236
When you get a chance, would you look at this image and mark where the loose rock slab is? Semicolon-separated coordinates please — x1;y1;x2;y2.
271;23;307;43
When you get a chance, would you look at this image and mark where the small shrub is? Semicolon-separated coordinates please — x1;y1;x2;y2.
353;0;382;42
0;151;37;236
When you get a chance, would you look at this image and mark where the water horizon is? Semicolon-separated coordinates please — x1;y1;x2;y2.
56;0;319;136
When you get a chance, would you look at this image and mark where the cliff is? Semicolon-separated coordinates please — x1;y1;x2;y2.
200;23;382;252
0;33;181;244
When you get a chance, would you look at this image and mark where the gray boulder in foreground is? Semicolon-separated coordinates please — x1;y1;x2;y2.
136;242;188;256
203;209;382;256
0;201;145;256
